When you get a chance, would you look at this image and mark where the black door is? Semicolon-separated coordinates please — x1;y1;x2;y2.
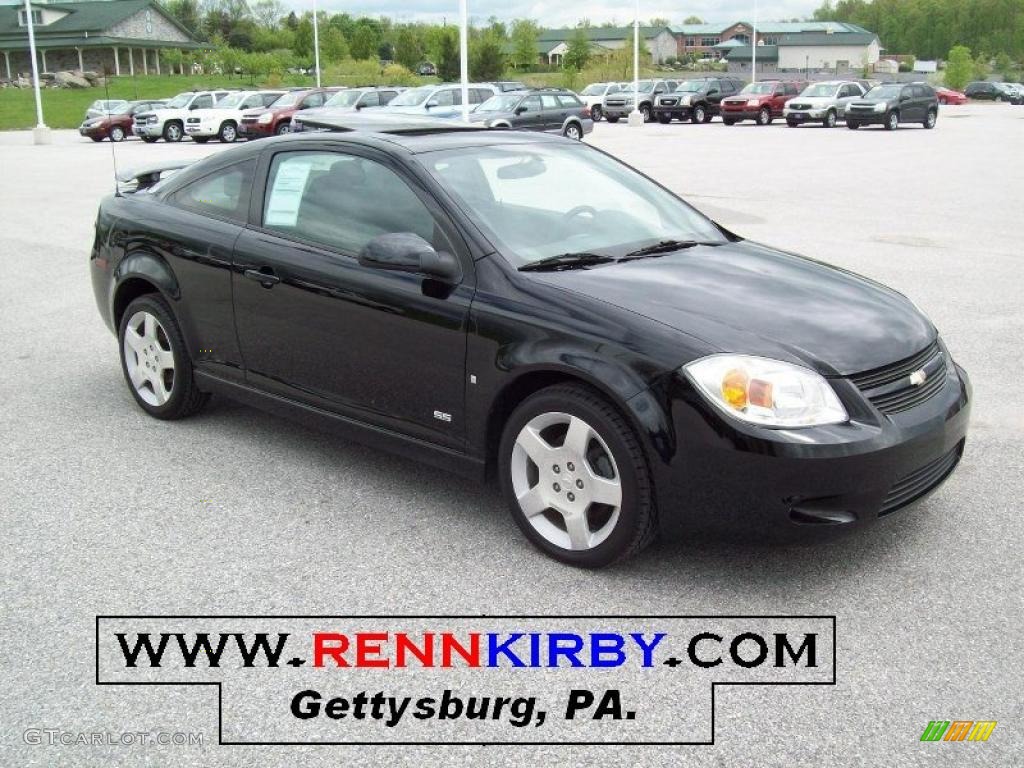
231;145;475;448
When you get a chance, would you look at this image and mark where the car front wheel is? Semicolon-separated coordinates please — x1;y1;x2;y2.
118;294;209;420
590;105;602;122
163;122;183;142
218;121;237;142
923;108;937;129
824;109;837;128
757;106;772;125
885;111;899;130
692;104;707;123
109;125;126;142
499;384;656;567
640;105;651;122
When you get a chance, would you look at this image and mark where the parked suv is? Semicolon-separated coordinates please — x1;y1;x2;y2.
184;90;285;143
845;82;938;130
784;80;866;128
653;76;744;123
79;100;165;142
238;88;339;139
468;89;593;139
602;79;678;123
578;82;623;122
132;90;234;143
721;80;804;125
291;87;403;132
385;83;499;119
964;81;1022;103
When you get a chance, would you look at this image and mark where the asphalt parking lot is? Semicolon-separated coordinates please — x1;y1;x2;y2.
1;104;1022;766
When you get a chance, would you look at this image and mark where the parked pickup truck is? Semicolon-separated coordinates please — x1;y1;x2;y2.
602;79;678;123
132;90;235;143
653;76;745;123
721;80;806;126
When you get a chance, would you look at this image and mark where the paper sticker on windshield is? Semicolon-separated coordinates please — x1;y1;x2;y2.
265;158;313;227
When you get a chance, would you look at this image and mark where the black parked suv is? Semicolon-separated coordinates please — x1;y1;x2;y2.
964;81;1023;104
845;82;938;130
469;89;593;140
653;76;745;123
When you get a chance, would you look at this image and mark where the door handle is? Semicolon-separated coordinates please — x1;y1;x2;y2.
243;267;281;288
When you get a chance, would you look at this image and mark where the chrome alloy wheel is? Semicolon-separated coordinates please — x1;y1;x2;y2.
123;311;175;406
510;412;622;551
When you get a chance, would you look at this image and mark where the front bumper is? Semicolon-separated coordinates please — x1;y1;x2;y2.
238;121;272;137
845;110;888;124
602;104;633;118
79;124;107;138
784;108;828;122
721;107;763;120
654;104;693;118
184;123;217;137
132;123;162;137
643;361;971;536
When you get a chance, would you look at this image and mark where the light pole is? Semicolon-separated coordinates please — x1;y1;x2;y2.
751;0;758;84
458;0;469;121
628;0;643;126
23;0;51;144
311;0;321;87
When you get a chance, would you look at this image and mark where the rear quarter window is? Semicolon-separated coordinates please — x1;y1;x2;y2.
166;160;255;224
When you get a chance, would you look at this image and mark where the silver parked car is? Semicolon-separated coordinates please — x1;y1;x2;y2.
784;81;867;128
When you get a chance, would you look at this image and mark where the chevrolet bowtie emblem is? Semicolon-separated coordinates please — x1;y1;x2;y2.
909;369;928;387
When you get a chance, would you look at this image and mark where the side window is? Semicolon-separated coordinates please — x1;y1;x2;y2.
380;90;398;104
520;95;541;112
707;85;719;96
262;152;449;256
260;93;280;107
242;95;262;109
557;94;581;108
191;94;213;109
786;83;798;95
360;92;380;107
540;94;560;110
168;160;255;224
473;89;492;104
431;89;455;107
302;93;324;108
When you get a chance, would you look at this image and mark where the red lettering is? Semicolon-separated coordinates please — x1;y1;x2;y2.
441;632;480;667
356;632;390;668
395;633;434;667
313;633;349;667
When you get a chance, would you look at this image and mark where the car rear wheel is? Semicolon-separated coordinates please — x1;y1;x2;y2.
847;121;861;129
885;111;899;131
923;108;937;129
141;136;158;143
786;118;798;127
757;106;772;125
499;384;656;567
606;115;620;123
218;121;237;142
192;136;210;143
563;122;583;140
656;113;671;123
109;125;126;142
692;104;707;123
824;109;837;128
118;294;209;420
590;105;602;122
163;122;183;142
722;117;736;126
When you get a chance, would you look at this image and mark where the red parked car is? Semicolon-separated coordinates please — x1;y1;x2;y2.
78;100;166;142
934;86;967;105
721;80;806;125
237;87;341;138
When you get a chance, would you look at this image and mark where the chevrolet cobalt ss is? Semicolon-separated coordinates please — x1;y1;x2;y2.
90;125;970;567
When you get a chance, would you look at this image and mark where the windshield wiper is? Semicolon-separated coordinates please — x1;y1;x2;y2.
518;252;616;272
617;239;719;262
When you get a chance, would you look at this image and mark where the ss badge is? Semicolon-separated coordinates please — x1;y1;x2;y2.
909;369;928;387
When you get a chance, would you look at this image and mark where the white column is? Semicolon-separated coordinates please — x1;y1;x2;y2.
142;48;148;75
40;48;47;72
155;48;160;75
113;46;120;76
76;46;84;72
3;51;10;81
128;47;134;76
458;0;469;121
23;0;50;142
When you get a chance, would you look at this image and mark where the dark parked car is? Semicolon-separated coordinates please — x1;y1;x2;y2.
653;76;745;123
721;80;806;125
79;100;166;142
602;79;678;122
964;81;1022;104
846;83;938;130
468;90;593;139
91;117;970;567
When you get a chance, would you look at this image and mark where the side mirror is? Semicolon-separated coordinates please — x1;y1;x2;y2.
358;233;459;282
515;105;527;114
425;99;438;109
355;102;364;110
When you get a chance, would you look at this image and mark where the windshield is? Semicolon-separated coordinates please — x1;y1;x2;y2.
801;83;839;97
741;82;777;95
215;92;246;108
477;93;524;112
580;84;606;96
90;99;128;112
165;93;192;109
269;91;302;107
325;89;364;107
389;86;434;106
634;80;655;93
866;85;901;99
423;144;725;265
674;81;705;92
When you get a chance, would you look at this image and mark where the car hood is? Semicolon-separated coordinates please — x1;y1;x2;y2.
788;96;834;107
849;97;892;107
529;241;935;376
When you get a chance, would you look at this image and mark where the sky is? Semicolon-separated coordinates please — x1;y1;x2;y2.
290;0;824;29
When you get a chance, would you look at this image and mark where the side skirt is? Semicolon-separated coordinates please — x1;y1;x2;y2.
194;370;486;481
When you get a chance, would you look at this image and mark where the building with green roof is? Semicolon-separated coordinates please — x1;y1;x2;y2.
0;0;202;81
528;25;678;65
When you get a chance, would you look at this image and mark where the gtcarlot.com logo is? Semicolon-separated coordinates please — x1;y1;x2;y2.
920;720;997;742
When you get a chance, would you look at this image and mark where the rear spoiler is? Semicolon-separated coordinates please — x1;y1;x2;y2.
116;160;194;193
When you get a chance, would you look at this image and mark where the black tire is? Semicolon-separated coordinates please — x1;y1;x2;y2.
118;294;209;421
590;104;603;122
192;136;210;144
498;383;656;567
90;136;104;142
218;121;237;142
722;117;736;126
109;125;126;142
691;104;707;123
786;118;798;127
562;121;583;140
606;115;620;123
163;121;183;142
824;109;837;128
885;110;899;131
640;104;651;122
656;112;671;124
141;136;159;143
847;121;861;129
275;122;291;135
923;108;937;129
757;106;772;126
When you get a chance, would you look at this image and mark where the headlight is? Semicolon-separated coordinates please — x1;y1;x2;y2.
747;99;760;107
258;112;274;124
874;102;886;112
683;355;848;428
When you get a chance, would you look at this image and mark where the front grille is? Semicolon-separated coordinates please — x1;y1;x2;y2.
849;341;947;415
789;102;810;110
659;98;677;106
879;442;963;516
241;116;257;124
605;99;626;106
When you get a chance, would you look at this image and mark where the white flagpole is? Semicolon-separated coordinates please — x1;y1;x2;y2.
458;0;469;121
312;0;321;88
751;0;758;84
23;0;51;143
628;0;642;126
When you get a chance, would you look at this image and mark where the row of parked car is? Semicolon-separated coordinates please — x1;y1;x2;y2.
79;80;597;144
